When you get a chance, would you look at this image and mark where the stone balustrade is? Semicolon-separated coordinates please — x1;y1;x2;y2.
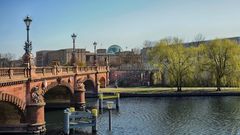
0;66;108;82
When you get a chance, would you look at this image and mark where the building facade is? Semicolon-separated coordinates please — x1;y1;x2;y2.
35;45;152;87
36;48;86;66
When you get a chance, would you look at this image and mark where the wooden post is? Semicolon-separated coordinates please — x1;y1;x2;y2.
108;109;112;131
91;109;98;133
98;93;103;114
64;109;70;135
116;93;120;110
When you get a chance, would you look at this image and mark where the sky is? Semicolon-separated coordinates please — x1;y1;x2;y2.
1;0;240;59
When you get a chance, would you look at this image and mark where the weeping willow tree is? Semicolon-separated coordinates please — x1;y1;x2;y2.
191;44;214;86
148;37;195;91
148;37;240;91
201;39;240;91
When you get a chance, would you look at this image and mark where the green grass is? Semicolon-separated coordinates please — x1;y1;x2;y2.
99;87;240;94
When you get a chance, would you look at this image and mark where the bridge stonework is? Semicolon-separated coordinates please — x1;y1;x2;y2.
0;66;109;134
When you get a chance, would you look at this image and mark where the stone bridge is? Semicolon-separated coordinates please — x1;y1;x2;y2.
0;65;109;134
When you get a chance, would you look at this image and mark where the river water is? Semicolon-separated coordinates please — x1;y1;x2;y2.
45;97;240;135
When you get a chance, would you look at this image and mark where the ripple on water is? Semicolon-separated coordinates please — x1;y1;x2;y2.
45;96;240;135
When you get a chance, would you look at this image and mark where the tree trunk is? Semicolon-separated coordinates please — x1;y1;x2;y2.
177;85;182;92
177;87;182;92
177;77;182;92
216;77;221;91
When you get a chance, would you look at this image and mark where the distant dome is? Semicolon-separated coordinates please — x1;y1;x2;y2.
107;45;123;54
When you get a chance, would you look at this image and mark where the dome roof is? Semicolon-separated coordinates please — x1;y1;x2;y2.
107;45;123;54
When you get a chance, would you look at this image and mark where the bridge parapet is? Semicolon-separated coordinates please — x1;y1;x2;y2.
97;66;108;72
0;66;109;82
35;66;75;76
0;67;28;82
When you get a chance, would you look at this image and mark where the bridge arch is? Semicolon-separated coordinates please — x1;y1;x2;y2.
99;77;106;88
0;93;26;124
43;81;74;107
0;93;26;112
83;79;95;93
44;81;74;95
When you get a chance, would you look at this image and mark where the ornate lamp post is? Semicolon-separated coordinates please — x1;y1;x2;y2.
22;15;34;67
93;41;97;66
71;33;77;66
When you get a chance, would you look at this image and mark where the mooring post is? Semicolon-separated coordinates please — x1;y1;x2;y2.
106;101;114;131
64;109;70;135
99;93;103;114
109;109;112;131
116;93;120;110
91;109;98;133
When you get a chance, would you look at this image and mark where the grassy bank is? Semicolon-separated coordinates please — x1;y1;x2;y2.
99;87;240;95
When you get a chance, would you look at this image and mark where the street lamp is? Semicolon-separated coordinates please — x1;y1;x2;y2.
23;15;34;67
24;16;32;42
93;41;97;66
93;41;97;53
71;33;77;66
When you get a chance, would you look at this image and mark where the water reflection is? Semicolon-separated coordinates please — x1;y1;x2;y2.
45;97;240;135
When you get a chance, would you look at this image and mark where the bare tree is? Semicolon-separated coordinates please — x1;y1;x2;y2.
0;53;16;67
143;40;152;48
132;48;141;54
3;53;15;61
193;33;205;46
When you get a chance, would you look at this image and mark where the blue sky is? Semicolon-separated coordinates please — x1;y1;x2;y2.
0;0;240;59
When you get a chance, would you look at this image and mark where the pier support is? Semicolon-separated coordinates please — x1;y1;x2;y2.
75;81;86;111
26;103;46;134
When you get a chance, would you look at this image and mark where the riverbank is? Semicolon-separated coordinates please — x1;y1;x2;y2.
99;87;240;97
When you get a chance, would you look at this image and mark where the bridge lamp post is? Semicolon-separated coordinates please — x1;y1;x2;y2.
71;33;77;66
24;16;32;43
23;15;34;67
93;41;97;66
